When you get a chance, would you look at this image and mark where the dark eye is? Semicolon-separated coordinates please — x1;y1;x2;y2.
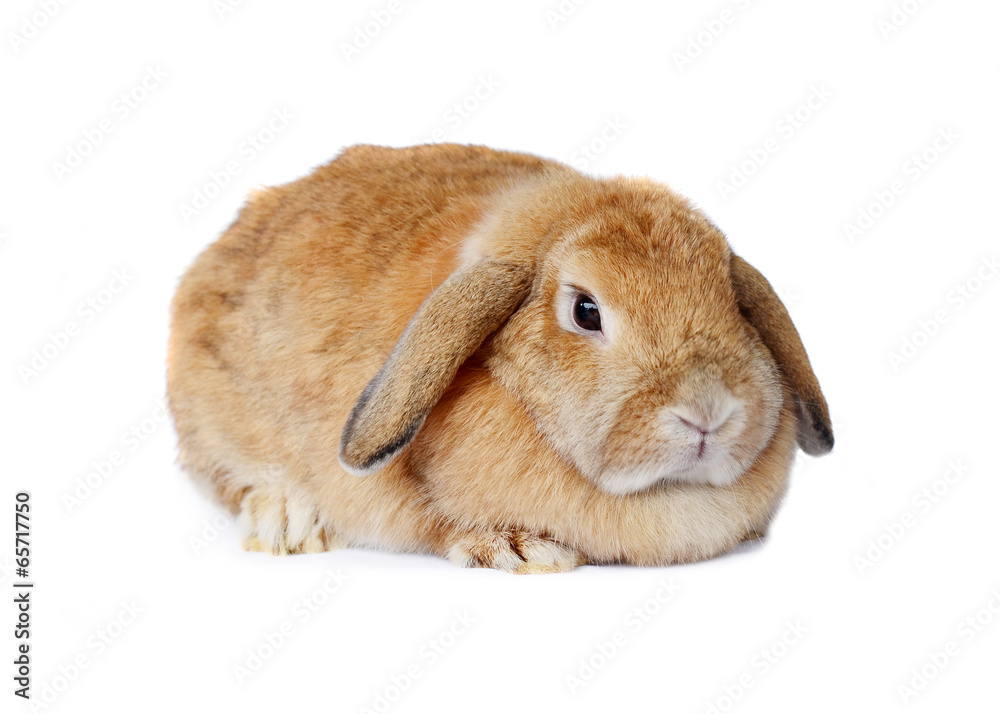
573;294;602;332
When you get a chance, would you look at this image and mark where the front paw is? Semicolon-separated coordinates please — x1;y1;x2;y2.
447;529;584;574
238;483;343;555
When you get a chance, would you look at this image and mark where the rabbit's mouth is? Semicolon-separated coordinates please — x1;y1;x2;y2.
665;450;748;488
591;447;746;495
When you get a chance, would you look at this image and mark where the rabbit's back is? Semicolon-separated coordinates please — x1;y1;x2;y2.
167;144;550;513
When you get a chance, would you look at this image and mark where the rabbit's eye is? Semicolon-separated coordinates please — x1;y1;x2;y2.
573;294;602;332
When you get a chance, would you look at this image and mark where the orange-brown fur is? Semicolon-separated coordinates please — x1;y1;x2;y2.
167;143;831;570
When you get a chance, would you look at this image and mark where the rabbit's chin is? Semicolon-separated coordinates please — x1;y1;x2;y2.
594;452;748;495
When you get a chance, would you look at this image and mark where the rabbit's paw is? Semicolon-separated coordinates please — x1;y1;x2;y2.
448;530;583;574
238;483;342;555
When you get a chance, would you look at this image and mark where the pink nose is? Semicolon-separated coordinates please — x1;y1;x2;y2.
660;370;742;442
676;414;714;436
666;400;737;438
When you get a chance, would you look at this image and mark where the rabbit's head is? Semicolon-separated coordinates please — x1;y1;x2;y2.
339;170;832;494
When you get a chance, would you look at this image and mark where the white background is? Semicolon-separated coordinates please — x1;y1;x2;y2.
3;1;999;712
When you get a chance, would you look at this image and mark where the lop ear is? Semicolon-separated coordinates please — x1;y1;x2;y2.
730;255;834;455
339;260;532;476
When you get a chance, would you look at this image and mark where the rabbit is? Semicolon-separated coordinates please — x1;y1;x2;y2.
167;143;833;573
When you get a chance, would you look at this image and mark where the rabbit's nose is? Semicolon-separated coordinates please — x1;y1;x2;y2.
668;404;734;436
660;373;742;442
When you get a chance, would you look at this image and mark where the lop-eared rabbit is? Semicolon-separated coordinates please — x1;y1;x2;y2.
167;144;832;573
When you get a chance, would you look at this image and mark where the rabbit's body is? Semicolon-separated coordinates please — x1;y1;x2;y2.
168;143;831;572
